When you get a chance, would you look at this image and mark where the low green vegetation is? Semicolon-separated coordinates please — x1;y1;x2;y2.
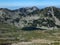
0;22;60;45
17;29;60;45
0;22;20;43
18;29;60;40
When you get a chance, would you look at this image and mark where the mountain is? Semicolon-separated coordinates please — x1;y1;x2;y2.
0;6;60;30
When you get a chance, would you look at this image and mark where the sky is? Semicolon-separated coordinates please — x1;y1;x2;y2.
0;0;60;9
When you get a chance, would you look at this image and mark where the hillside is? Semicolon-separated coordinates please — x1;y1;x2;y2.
0;6;60;30
0;6;60;45
0;22;20;44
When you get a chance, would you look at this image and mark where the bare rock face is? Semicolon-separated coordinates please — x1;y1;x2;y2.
0;6;60;30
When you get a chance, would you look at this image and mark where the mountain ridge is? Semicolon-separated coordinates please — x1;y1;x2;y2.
0;6;60;30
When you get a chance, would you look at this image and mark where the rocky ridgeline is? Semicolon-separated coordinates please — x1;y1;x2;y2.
0;6;60;30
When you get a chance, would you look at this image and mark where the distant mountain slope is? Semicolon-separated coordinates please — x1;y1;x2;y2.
0;6;60;30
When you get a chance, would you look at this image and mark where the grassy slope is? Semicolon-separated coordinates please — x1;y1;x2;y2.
0;22;20;43
0;22;60;45
19;29;60;41
17;29;60;45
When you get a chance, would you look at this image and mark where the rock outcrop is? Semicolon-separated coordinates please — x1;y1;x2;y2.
0;6;60;30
